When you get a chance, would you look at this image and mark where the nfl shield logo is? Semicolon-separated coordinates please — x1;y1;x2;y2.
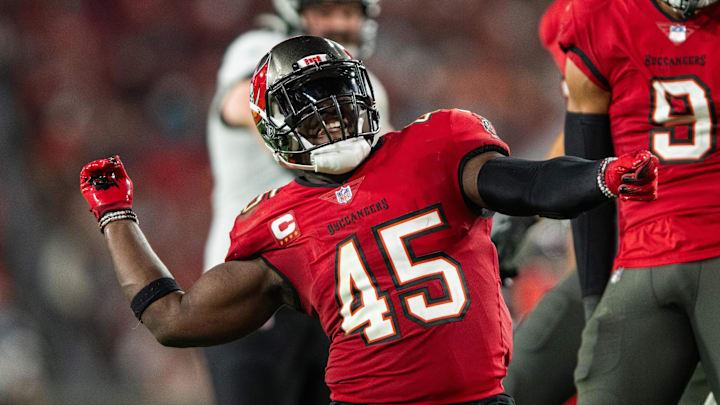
669;24;687;44
335;185;353;204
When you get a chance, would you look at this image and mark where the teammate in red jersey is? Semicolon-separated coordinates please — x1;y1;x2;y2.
501;2;584;404
559;0;720;403
507;0;715;403
79;36;657;405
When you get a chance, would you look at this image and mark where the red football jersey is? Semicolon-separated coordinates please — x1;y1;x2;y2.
560;0;720;269
226;109;512;404
539;0;572;72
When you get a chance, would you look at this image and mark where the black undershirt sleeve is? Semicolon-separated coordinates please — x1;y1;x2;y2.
476;155;607;220
564;112;617;299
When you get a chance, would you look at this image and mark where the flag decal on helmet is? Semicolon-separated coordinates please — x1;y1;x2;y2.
297;53;329;68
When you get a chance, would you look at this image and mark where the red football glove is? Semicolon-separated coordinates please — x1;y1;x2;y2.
80;155;133;219
602;150;659;201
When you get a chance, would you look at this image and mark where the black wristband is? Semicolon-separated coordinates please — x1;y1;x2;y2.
130;277;182;322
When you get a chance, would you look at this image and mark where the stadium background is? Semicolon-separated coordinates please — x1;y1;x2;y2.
0;0;571;403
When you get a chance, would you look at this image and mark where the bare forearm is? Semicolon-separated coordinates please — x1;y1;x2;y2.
102;220;191;343
103;220;284;346
104;220;175;300
81;156;292;347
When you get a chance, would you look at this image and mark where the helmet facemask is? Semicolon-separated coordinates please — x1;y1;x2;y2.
255;60;380;173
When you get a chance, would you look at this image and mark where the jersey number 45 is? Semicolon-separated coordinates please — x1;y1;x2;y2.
334;204;470;345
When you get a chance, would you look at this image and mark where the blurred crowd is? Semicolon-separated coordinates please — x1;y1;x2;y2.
0;0;565;403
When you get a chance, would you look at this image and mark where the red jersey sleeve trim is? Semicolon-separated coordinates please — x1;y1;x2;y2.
564;45;610;90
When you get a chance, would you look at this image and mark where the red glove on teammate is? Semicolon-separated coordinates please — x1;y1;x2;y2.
80;155;134;220
601;150;659;201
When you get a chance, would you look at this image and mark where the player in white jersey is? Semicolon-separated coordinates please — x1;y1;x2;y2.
203;1;391;404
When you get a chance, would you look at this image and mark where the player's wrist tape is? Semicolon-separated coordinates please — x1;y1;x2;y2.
98;209;138;233
596;157;619;199
130;277;182;322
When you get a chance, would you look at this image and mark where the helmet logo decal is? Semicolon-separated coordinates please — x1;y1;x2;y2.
296;53;329;68
251;55;270;125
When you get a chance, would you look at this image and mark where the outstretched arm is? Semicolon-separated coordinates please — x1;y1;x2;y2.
489;130;567;283
81;157;289;347
461;148;657;220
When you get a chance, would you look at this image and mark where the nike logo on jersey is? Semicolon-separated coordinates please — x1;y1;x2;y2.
326;198;390;235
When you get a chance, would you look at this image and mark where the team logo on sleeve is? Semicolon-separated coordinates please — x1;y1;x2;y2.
269;211;301;247
480;116;498;138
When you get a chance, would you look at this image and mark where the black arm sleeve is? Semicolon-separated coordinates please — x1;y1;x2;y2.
476;155;606;220
564;112;617;298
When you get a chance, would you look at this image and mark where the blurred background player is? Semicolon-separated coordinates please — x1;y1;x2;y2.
203;1;391;404
559;0;720;403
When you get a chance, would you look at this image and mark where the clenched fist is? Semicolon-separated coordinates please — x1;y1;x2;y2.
602;150;659;201
80;155;133;220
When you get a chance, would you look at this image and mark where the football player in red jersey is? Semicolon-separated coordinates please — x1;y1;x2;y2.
203;1;390;404
506;1;715;404
80;36;658;405
559;0;720;403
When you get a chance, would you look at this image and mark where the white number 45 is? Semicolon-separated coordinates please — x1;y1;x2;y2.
334;205;469;345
